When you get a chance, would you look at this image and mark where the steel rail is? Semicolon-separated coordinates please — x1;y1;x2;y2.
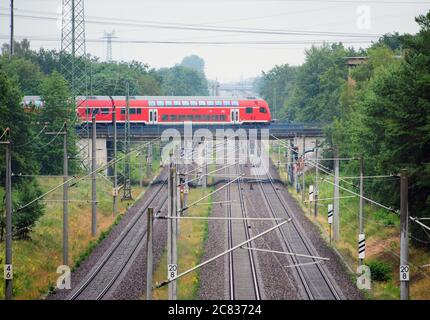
260;167;341;300
67;173;168;300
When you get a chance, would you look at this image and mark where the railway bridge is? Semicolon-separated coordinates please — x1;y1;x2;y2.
76;122;324;171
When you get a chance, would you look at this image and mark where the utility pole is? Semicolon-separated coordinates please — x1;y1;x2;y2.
1;130;12;300
146;142;152;179
111;97;118;215
167;152;177;300
273;87;277;121
91;114;97;236
102;30;117;62
46;125;69;264
203;142;207;189
302;136;306;203
400;169;409;300
9;0;14;59
63;124;69;265
139;150;144;188
314;139;319;218
333;146;340;242
122;82;132;200
146;207;153;300
61;0;89;169
359;156;364;266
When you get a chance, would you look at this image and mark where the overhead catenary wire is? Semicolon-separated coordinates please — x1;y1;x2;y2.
13;125;47;148
271;135;430;242
14;138;159;213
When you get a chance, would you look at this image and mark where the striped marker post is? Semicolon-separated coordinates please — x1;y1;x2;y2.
328;204;333;224
308;185;314;216
328;204;333;242
358;233;366;260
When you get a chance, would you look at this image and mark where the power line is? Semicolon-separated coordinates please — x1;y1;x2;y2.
0;35;377;46
0;11;383;38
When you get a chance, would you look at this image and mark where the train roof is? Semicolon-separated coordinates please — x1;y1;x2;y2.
76;96;261;101
23;96;262;102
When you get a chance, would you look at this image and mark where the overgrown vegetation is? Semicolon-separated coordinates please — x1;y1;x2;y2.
259;11;430;246
367;260;392;282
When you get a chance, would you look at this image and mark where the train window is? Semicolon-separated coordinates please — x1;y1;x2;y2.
212;115;219;121
156;100;165;106
195;115;202;121
207;101;214;106
137;108;142;114
215;101;222;106
220;115;226;121
190;101;198;106
187;115;193;121
259;107;267;113
165;101;173;106
223;101;231;106
101;108;109;114
203;115;210;121
86;108;91;115
181;100;190;106
232;101;239;106
149;101;156;106
170;115;177;121
246;107;253;114
179;115;186;121
129;108;136;115
198;101;206;106
174;101;181;106
162;115;168;121
120;109;126;115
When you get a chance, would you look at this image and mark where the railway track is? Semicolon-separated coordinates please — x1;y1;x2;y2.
225;162;261;300
255;163;340;300
67;173;168;300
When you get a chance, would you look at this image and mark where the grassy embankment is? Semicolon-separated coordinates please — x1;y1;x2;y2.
0;149;161;300
270;148;430;300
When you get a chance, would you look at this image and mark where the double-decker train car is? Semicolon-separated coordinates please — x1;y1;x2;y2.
23;96;271;125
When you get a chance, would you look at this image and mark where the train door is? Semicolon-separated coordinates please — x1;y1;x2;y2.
149;109;158;124
230;109;239;124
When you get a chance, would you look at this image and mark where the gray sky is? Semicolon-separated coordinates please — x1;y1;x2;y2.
1;0;429;82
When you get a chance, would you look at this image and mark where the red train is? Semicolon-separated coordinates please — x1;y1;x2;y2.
23;96;271;125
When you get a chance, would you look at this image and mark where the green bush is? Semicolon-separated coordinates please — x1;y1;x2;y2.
374;209;397;227
367;260;392;282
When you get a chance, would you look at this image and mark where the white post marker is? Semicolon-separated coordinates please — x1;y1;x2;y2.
168;264;178;281
358;233;366;259
309;185;314;202
400;265;410;282
328;204;333;224
4;264;13;280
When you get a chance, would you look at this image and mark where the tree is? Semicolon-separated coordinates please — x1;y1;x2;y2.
1;39;32;58
158;66;209;96
36;71;77;175
0;69;44;240
257;64;297;120
285;43;350;123
0;56;45;95
333;11;430;244
180;55;205;74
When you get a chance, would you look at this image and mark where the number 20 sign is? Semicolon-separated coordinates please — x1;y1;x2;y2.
168;264;178;281
400;265;409;281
